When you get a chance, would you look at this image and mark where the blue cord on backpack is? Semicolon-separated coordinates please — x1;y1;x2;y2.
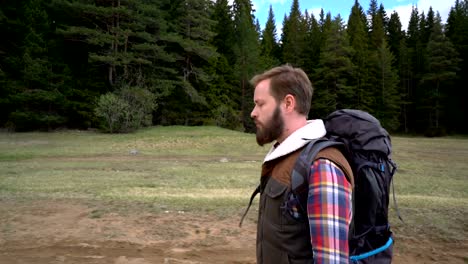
350;237;393;262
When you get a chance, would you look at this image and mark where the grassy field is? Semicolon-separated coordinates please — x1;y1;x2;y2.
0;127;266;214
0;126;467;261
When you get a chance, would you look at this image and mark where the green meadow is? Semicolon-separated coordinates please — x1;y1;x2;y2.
1;126;467;242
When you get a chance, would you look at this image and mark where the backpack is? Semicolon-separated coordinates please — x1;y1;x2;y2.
291;109;399;264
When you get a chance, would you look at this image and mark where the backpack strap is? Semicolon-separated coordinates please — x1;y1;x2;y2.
305;140;357;235
239;184;261;227
292;140;338;188
315;147;354;187
388;159;404;223
292;139;348;191
291;139;350;215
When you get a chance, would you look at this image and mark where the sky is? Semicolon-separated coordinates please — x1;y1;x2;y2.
247;0;456;34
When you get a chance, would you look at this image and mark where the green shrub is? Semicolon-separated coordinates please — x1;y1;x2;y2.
117;86;156;129
95;93;130;133
95;87;156;133
213;104;242;130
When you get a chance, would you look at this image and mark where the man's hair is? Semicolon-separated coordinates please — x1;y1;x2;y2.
250;64;313;115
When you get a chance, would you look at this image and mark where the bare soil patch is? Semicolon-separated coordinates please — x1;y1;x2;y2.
0;200;466;264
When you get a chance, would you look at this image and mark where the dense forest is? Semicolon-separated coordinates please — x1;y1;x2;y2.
1;0;467;135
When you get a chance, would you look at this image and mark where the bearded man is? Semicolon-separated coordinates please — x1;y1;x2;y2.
248;65;353;264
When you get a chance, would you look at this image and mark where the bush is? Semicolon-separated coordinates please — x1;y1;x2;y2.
94;87;156;133
213;104;242;130
95;93;130;133
117;86;156;128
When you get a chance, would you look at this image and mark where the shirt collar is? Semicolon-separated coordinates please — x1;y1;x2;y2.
263;119;326;163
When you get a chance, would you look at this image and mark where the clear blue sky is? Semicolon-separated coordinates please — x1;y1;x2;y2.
248;0;456;34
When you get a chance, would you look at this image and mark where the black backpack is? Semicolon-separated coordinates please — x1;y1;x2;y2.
291;109;399;264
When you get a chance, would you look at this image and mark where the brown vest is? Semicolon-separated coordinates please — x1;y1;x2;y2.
256;146;353;264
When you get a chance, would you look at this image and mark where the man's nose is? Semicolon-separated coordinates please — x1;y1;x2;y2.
251;106;257;119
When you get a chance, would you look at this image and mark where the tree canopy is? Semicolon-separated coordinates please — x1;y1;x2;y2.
0;0;466;134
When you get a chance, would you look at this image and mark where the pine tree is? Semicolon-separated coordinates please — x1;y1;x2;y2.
347;0;372;111
322;12;333;38
3;0;72;131
387;11;411;132
211;0;236;65
169;0;218;103
281;0;306;67
255;18;262;39
51;0;187;127
406;6;423;132
422;7;436;44
202;55;241;129
157;0;220;125
232;0;260;132
0;0;29;127
313;15;355;118
446;0;468;133
420;13;460;133
369;2;386;49
367;0;379;29
260;5;280;68
419;11;427;43
53;0;177;91
378;3;389;34
303;11;322;75
387;11;403;67
375;41;400;130
406;13;420;55
398;37;412;132
418;10;430;75
55;0;130;86
348;1;369;53
209;0;239;128
366;1;400;130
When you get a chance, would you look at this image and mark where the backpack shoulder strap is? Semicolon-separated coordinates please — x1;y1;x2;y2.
293;139;356;232
315;147;354;186
291;139;345;194
239;184;261;227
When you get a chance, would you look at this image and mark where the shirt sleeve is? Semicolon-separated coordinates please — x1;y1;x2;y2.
307;159;353;264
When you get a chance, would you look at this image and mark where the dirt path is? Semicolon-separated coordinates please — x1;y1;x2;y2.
0;201;466;263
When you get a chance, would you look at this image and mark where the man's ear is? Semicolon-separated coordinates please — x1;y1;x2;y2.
283;94;295;113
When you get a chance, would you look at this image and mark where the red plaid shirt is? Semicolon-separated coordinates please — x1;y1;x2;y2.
307;159;353;264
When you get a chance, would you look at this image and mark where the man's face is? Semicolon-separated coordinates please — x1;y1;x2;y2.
251;79;284;146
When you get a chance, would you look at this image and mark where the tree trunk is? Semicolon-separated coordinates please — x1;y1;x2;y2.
435;80;440;129
109;66;114;86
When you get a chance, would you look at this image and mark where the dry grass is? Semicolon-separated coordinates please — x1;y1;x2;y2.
0;126;467;241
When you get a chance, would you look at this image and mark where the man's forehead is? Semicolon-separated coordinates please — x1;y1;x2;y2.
254;79;271;94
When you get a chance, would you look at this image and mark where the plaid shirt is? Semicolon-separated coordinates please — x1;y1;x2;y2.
307;159;353;264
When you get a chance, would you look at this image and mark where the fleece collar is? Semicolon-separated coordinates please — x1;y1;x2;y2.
263;119;326;163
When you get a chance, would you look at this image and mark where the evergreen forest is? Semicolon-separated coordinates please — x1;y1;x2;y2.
1;0;467;135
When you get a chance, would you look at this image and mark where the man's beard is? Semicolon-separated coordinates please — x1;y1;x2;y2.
255;106;284;146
